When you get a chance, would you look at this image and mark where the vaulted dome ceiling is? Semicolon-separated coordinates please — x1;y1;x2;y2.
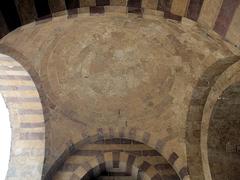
1;1;240;180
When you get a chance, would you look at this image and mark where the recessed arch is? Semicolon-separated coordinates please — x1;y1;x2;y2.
201;59;240;180
186;55;240;179
208;82;240;179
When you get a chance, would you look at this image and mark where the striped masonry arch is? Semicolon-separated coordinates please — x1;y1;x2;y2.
46;127;189;180
201;59;240;180
1;0;240;47
71;151;162;180
186;56;240;180
0;53;45;180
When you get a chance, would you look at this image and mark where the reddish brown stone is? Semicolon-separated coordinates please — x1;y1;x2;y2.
142;150;160;156
112;151;120;168
139;161;151;171
187;0;204;20
179;167;189;179
214;0;240;37
164;11;182;21
67;8;78;17
96;0;110;6
65;0;79;9
48;0;66;13
168;152;179;165
128;0;142;8
155;163;171;170
157;0;173;11
126;154;136;174
90;6;105;14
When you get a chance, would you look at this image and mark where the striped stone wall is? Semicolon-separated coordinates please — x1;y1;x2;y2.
52;138;180;180
44;127;189;180
1;0;240;47
0;54;45;180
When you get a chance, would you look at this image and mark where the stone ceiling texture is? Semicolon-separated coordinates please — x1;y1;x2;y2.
0;2;240;180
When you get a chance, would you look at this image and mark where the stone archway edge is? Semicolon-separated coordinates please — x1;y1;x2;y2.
0;54;45;180
71;151;161;180
46;127;189;180
201;59;240;180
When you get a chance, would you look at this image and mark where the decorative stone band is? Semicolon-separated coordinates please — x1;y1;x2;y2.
45;127;189;180
70;152;164;180
36;6;182;24
46;0;182;21
2;0;240;46
0;54;45;180
26;5;230;54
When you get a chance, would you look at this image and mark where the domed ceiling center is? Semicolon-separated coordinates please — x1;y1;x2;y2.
37;15;227;127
